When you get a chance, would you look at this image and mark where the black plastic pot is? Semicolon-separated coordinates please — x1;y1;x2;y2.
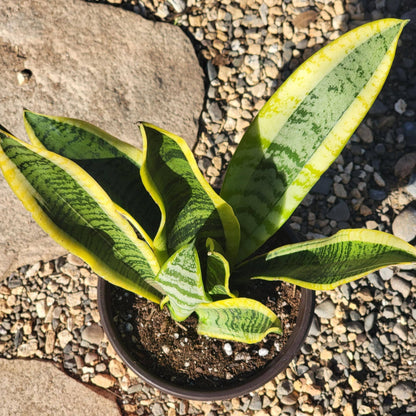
98;224;314;400
98;278;314;400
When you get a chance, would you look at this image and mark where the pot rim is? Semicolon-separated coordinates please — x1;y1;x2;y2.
98;279;315;401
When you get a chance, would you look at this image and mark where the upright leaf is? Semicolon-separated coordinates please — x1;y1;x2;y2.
205;242;236;298
221;19;408;261
234;229;416;290
196;298;282;344
140;123;240;263
24;110;160;243
0;130;162;303
154;242;211;321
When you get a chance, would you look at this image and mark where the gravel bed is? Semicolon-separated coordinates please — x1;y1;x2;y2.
1;0;416;415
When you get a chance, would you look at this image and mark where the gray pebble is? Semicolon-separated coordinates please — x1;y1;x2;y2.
151;403;165;416
406;173;416;199
390;276;411;298
339;284;352;299
403;121;416;147
364;312;376;332
393;323;408;341
347;321;364;334
277;379;293;397
379;267;394;281
369;100;388;116
81;324;104;345
208;102;223;123
369;189;386;201
248;393;262;411
391;381;415;401
315;299;336;319
392;208;416;242
333;352;350;368
308;315;321;337
368;273;385;290
312;176;332;195
328;200;350;221
368;338;384;359
7;278;23;289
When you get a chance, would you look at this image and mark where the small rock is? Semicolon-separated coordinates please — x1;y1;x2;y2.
44;330;56;355
328;201;350;221
223;343;233;356
394;98;407;114
393;323;408;341
364;312;376;332
369;99;388;116
167;0;186;13
348;375;362;392
151;403;165;416
394;153;416;178
403;121;416;146
332;14;349;30
81;324;104;345
369;189;386;201
312;176;332;195
35;299;47;319
390;276;411;298
315;299;336;319
368;338;384;359
293;10;318;29
308;316;321;337
208;102;223;123
347;321;364;334
392;208;416;242
17;69;32;85
109;359;126;378
280;392;298;405
292;0;310;7
379;267;394;281
277;380;294;396
358;405;372;415
258;348;269;357
65;292;83;308
248;393;262;411
357;123;374;143
57;330;73;349
91;373;116;389
334;183;347;198
373;172;385;187
406;173;416;198
95;363;107;373
17;340;38;357
67;254;84;267
84;351;99;365
391;381;415;401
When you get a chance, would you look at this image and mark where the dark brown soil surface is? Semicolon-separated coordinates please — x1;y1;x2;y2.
110;280;301;389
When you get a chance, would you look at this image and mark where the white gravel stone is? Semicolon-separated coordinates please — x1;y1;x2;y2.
223;343;233;356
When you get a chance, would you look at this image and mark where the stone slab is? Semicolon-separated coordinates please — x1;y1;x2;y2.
0;359;121;416
0;0;204;279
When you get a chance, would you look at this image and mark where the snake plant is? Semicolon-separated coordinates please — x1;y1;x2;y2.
1;19;415;343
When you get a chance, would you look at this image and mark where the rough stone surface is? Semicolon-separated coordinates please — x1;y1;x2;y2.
0;359;121;415
0;0;204;280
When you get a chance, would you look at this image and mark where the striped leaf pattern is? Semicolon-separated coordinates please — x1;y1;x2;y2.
0;130;162;303
196;298;282;344
234;229;416;290
24;110;160;242
221;19;408;262
155;242;211;321
140;123;240;263
206;248;235;298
